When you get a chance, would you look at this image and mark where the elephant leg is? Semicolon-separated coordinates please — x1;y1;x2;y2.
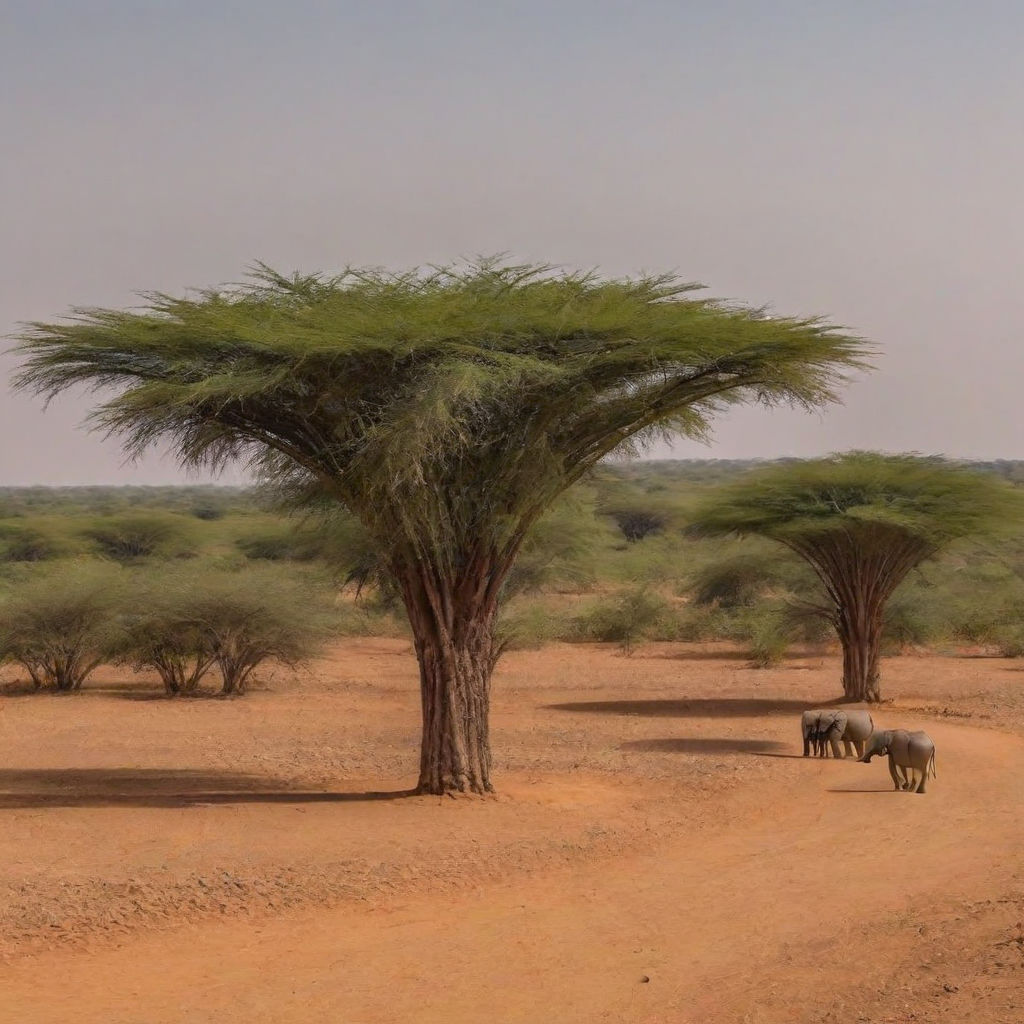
828;734;843;758
854;739;866;758
803;732;810;757
842;739;855;758
887;754;902;791
915;765;927;794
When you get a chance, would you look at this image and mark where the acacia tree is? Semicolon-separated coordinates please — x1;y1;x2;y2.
688;452;1021;701
13;260;867;792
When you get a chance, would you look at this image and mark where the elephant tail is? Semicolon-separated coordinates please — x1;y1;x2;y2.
930;751;937;779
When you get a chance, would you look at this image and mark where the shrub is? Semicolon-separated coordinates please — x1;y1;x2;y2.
0;525;57;563
235;528;300;561
502;493;602;597
0;565;125;690
118;567;335;695
83;513;196;562
882;594;943;653
607;507;667;542
573;587;669;655
190;503;226;521
675;603;727;642
496;601;573;654
186;568;335;694
119;579;217;695
689;553;783;609
728;608;793;667
994;626;1024;659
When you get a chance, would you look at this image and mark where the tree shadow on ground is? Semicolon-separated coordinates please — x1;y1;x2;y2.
547;697;846;718
0;768;415;810
825;787;899;794
0;682;268;701
644;648;828;664
621;737;788;755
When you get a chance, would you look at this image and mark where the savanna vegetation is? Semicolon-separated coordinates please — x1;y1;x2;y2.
9;260;1024;792
12;261;868;793
2;459;1024;693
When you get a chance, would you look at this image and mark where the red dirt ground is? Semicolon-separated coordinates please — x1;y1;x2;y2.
0;640;1022;1022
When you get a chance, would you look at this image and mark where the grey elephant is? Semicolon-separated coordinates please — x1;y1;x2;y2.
858;729;937;793
801;709;874;758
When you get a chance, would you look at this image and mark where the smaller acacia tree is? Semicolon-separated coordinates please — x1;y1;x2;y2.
189;569;334;694
688;452;1021;701
0;565;126;691
121;568;334;695
121;582;217;695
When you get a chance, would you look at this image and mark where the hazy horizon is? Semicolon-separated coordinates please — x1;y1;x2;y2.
3;2;1022;485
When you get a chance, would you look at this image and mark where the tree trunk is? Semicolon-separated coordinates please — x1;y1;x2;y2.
401;566;500;795
836;600;882;702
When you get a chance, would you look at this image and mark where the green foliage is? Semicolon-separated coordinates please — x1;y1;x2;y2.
182;567;335;694
689;551;794;608
234;523;322;562
0;524;59;563
689;452;1021;552
675;603;728;642
502;490;604;597
119;575;217;694
606;506;667;542
119;566;335;695
14;260;868;585
82;512;196;562
496;601;574;653
0;564;126;690
190;502;226;521
881;592;945;652
572;587;670;655
740;613;792;668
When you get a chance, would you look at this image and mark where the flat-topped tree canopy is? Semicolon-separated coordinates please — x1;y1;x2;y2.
689;451;1022;701
13;259;870;793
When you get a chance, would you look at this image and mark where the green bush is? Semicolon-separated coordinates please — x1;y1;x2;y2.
83;513;196;562
675;603;728;642
185;568;336;694
235;525;303;561
993;626;1024;659
607;507;667;542
689;552;783;609
497;601;573;653
190;503;226;521
0;564;126;690
0;525;58;563
119;577;217;695
728;608;793;667
882;593;943;652
572;588;669;655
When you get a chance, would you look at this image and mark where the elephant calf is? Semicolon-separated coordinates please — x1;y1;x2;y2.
801;709;874;759
858;729;937;794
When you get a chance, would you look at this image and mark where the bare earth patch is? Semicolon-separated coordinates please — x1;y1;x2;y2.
1;640;1022;1022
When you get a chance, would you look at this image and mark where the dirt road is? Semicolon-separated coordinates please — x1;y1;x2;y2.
1;642;1023;1022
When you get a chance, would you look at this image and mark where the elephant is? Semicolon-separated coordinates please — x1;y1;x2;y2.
858;729;937;794
801;709;874;758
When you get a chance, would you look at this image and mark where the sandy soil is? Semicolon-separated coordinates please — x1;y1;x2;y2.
0;640;1022;1023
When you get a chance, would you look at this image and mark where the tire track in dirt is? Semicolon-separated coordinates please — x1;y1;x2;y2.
1;716;1021;1023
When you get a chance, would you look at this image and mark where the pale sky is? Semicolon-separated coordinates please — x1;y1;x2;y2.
2;1;1022;484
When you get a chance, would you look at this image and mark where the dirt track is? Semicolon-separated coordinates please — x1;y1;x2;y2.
1;641;1023;1022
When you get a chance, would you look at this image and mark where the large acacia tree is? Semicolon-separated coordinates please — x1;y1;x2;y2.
13;261;867;793
689;452;1021;702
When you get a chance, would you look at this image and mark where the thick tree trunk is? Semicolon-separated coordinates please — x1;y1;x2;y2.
413;623;494;794
836;600;882;702
401;564;501;796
